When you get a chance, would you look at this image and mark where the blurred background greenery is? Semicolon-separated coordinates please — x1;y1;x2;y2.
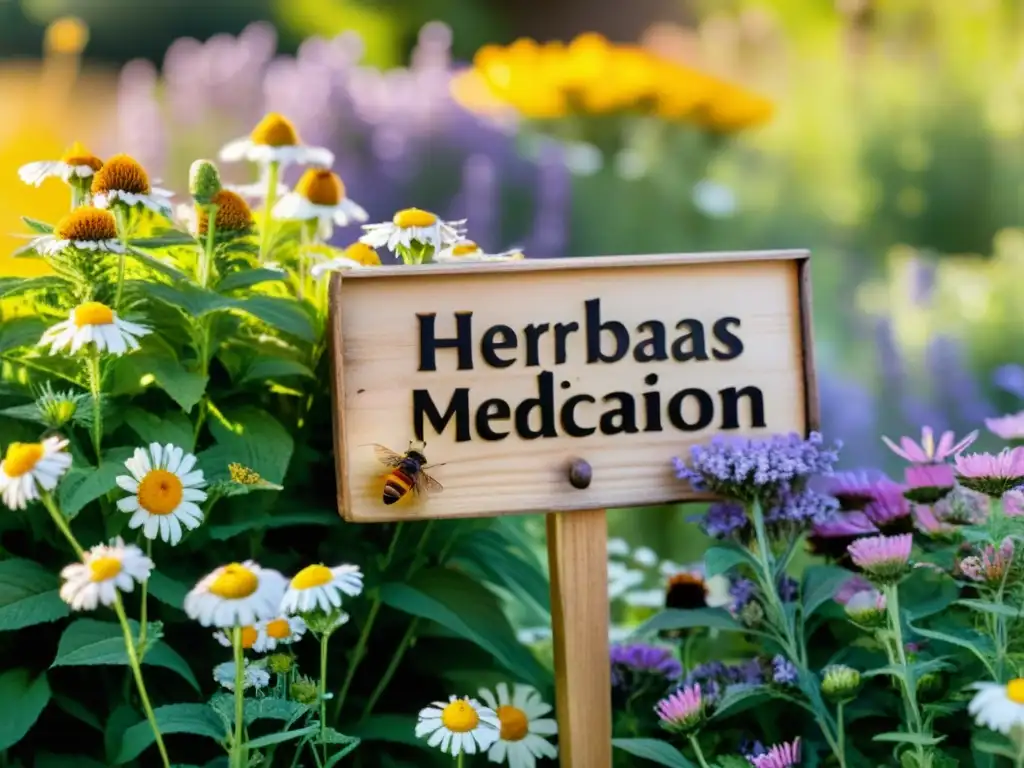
1;0;1022;575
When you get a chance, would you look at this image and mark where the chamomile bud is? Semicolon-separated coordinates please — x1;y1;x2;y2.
189;159;222;204
821;665;861;702
35;383;91;429
290;675;319;705
267;653;294;675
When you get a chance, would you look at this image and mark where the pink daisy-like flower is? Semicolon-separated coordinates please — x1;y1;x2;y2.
811;511;879;538
986;411;1024;441
1004;490;1024;517
819;470;895;511
863;485;913;532
847;534;913;582
749;737;802;768
959;537;1015;586
913;504;957;537
955;448;1024;497
903;462;957;504
882;427;978;464
655;684;705;733
834;575;874;606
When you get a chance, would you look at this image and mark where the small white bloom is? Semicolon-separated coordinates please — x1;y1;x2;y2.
254;615;307;652
622;588;665;608
0;437;72;510
692;179;737;218
115;443;207;546
309;242;381;279
606;538;631;557
360;208;465;254
219;112;334;169
969;679;1024;735
39;302;150;357
89;154;174;215
515;626;553;645
434;240;524;263
59;537;154;611
281;563;363;615
32;206;125;258
185;561;287;628
632;547;658;567
607;562;644;600
478;683;558;766
273;168;368;240
213;659;271;691
416;695;500;756
18;141;102;187
93;187;174;215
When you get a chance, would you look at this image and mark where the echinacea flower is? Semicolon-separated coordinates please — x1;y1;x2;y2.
195;189;255;238
360;208;466;256
309;242;382;278
59;537;153;611
39;301;150;357
253;615;307;652
655;684;705;733
280;563;364;615
415;695;500;756
219;112;334;168
986;411;1024;441
882;426;978;464
969;679;1024;735
213;659;270;691
184;561;287;628
478;683;558;766
0;437;72;511
847;534;913;582
434;240;525;262
959;537;1015;586
115;443;207;545
955;448;1024;497
610;643;682;688
273;168;368;239
748;737;801;768
19;140;103;187
31;206;125;257
91;154;173;214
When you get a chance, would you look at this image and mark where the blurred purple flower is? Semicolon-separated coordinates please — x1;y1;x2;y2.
610;643;682;689
994;364;1024;399
771;655;799;686
693;501;749;539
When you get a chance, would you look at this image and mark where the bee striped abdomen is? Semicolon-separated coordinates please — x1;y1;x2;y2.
383;467;415;505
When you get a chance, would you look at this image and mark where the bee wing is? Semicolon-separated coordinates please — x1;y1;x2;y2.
415;470;444;495
372;444;405;468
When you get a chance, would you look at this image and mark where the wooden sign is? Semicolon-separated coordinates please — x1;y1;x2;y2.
328;250;818;768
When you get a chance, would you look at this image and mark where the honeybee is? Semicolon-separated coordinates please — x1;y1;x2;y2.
372;441;444;505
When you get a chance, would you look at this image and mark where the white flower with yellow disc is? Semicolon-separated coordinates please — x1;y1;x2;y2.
280;563;364;615
0;437;72;511
478;683;559;767
213;659;270;691
416;695;500;756
360;208;466;253
309;242;382;279
59;537;154;611
184;561;287;628
253;615;307;652
39;301;151;357
434;241;525;263
115;444;207;546
970;679;1024;735
90;154;173;214
30;207;126;256
19;141;103;186
219;112;334;168
273;168;368;239
213;625;259;651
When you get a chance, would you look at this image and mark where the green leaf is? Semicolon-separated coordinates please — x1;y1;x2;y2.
138;281;233;317
51;619;200;691
123;407;196;452
208;510;336;541
53;691;103;731
244;697;309;725
900;568;959;621
22;216;53;233
349;714;428;749
0;316;47;352
873;731;947;746
130;231;198;248
323;728;361;766
126;248;189;282
119;353;208;412
202;405;294;483
450;529;551;616
217;267;286;293
0;558;69;631
0;275;67;299
972;731;1017;759
0;402;46;425
238;357;316;385
228;295;316;342
35;755;106;768
115;703;228;764
710;684;813;721
801;565;853;620
612;738;697;767
907;620;997;678
632;608;744;636
0;668;50;749
704;543;756;577
147;571;190;610
243;724;319;749
955;598;1023;618
58;447;133;518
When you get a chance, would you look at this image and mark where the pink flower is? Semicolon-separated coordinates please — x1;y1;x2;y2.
955;448;1024;497
749;737;802;768
847;534;913;581
655;684;705;732
834;575;874;605
1004;490;1024;517
819;470;897;511
986;411;1024;440
882;427;978;464
914;504;957;536
812;511;879;538
863;485;913;531
959;537;1014;585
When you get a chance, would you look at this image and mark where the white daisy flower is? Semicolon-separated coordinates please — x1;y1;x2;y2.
434;240;525;263
607;561;645;600
219;112;334;168
90;154;173;215
39;301;150;357
280;563;363;615
478;683;559;767
309;242;382;279
360;208;466;254
632;546;659;567
30;206;126;257
253;615;307;652
59;537;154;611
213;659;271;692
19;141;103;187
0;437;72;511
970;679;1024;734
115;443;207;546
416;695;500;756
184;561;287;628
606;538;631;557
273;168;368;240
213;625;259;650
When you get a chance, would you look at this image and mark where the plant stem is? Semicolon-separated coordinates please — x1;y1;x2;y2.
113;206;130;311
687;734;712;768
138;538;152;651
70;182;86;209
232;627;246;768
113;595;170;768
456;752;464;768
837;701;846;768
200;205;218;289
41;491;84;557
360;618;418;720
258;161;280;264
884;584;927;765
86;352;103;462
319;629;332;763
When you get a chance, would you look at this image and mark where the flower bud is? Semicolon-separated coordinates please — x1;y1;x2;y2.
290;676;319;705
821;665;861;702
844;589;887;628
189;159;222;204
267;653;293;675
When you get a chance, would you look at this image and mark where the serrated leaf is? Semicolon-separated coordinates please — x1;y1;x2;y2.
0;558;69;631
58;447;133;518
244;697;309;725
0;275;67;299
243;724;319;749
115;703;227;764
22;216;53;233
238;357;316;385
217;267;286;293
0;668;51;749
123;408;195;452
612;738;697;767
322;728;361;766
227;295;316;342
632;608;744;636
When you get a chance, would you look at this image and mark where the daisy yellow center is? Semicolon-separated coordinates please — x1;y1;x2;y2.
296;169;343;206
345;242;380;266
89;556;122;582
497;705;529;741
266;618;291;639
1008;679;1024;704
291;564;333;590
3;443;44;477
60;141;103;172
137;469;184;516
393;208;436;228
240;626;258;649
197;189;253;235
441;700;480;733
55;207;118;242
91;154;150;195
73;301;114;328
209;563;259;599
250;113;300;146
452;242;480;256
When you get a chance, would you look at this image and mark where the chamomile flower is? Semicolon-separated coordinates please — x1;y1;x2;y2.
253;616;307;652
309;243;382;278
478;683;559;767
970;679;1024;735
416;695;500;756
213;659;271;691
91;154;173;214
434;241;525;263
39;301;150;357
115;443;207;545
273;168;368;239
213;625;259;650
360;208;466;254
280;563;364;615
31;207;125;256
0;437;72;511
184;561;287;628
59;537;153;611
219;112;334;168
19;140;103;187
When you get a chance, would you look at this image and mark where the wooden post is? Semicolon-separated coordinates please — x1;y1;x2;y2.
547;508;612;768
